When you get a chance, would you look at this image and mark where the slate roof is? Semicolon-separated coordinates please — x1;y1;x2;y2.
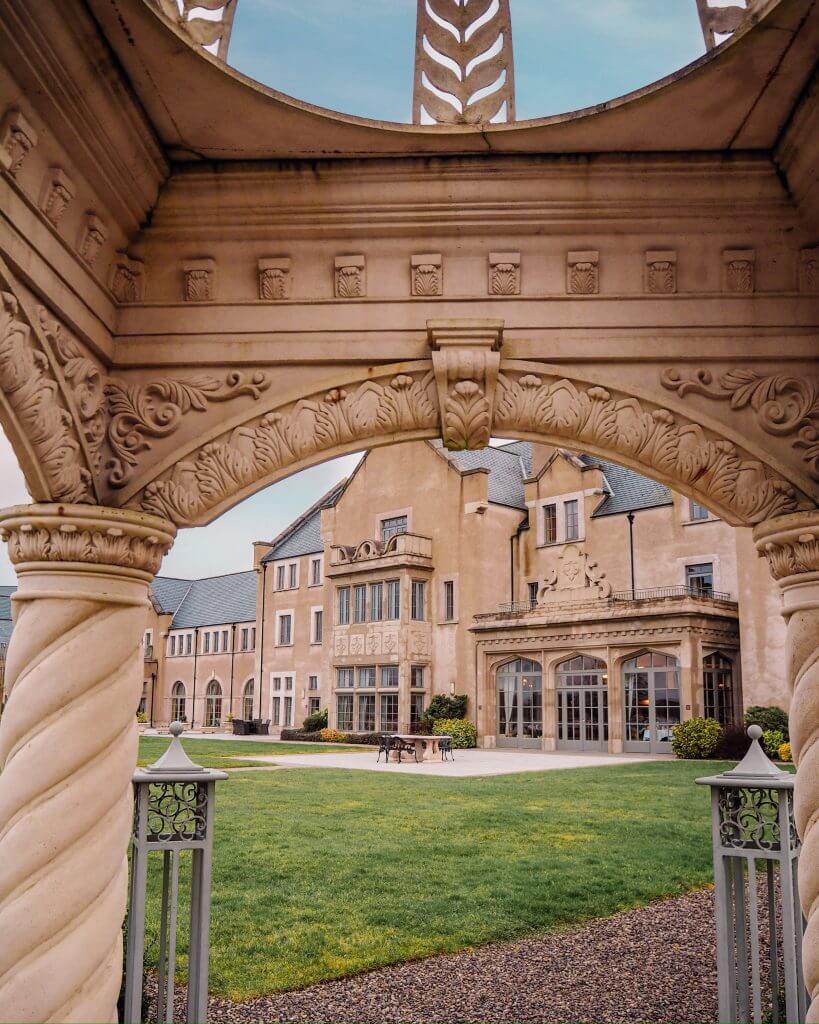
169;571;257;629
435;442;530;510
262;480;347;562
581;455;674;517
151;577;194;615
0;620;12;646
0;585;14;648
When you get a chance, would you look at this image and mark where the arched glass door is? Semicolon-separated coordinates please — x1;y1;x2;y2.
170;681;186;723
496;658;543;748
623;652;680;753
205;680;223;728
556;655;609;752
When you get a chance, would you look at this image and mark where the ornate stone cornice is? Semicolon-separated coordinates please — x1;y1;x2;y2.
0;504;176;580
754;510;819;585
429;319;503;451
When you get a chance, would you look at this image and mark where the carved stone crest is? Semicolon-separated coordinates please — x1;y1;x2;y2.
411;254;442;297
40;168;75;227
0;108;38;176
645;250;677;294
567;251;599;295
335;255;366;299
258;257;292;300
489;252;520;296
723;249;755;293
539;544;612;604
429;319;503;450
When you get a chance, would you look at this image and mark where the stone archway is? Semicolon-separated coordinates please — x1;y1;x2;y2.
0;0;817;1019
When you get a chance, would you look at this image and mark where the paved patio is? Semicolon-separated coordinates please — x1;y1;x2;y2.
245;748;665;777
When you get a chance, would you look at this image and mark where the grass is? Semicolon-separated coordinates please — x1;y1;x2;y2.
138;754;738;1000
137;736;365;770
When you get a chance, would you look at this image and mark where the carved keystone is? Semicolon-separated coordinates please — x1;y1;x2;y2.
428;319;503;451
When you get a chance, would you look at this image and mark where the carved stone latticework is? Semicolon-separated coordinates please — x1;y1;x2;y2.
258;258;292;300
335;256;366;299
800;248;818;293
137;370;439;525
723;248;755;293
495;368;808;525
413;0;515;125
661;368;819;483
0;504;174;1023
645;250;677;294
567;251;599;295
183;259;215;302
39;167;75;227
429;319;503;451
110;253;144;304
0;107;38;176
148;0;237;60
411;255;442;297
489;252;520;296
77;213;106;267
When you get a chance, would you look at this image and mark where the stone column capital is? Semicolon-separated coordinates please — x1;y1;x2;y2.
0;503;176;582
754;509;819;590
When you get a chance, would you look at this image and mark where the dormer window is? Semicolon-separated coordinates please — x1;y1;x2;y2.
565;500;579;541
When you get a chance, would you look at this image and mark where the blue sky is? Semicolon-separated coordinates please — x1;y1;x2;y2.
0;1;711;584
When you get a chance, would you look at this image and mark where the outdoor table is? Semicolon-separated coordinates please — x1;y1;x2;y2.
390;734;452;762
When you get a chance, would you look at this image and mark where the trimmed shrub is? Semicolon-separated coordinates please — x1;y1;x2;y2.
714;725;753;760
426;694;468;722
762;729;785;760
671;717;722;759
280;728;321;742
303;708;328;732
319;728;348;743
433;718;477;748
779;741;792;763
745;705;789;741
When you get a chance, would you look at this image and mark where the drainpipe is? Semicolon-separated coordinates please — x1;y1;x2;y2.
191;627;200;730
228;623;237;722
258;561;268;720
149;670;156;729
627;512;636;596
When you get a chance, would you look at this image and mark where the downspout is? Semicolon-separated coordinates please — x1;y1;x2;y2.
258;561;268;720
149;670;156;729
191;627;200;729
228;623;237;722
627;512;636;595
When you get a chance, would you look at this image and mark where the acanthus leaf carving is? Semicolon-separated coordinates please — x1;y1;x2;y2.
411;255;442;297
105;371;271;489
137;371;438;524
495;370;805;525
489;253;520;296
0;108;38;176
661;368;819;483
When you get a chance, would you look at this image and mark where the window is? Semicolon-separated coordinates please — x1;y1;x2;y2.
250;627;256;651
690;501;709;521
310;557;322;586
380;693;399;732
336;667;354;689
381;515;408;543
337;587;350;625
411;665;425;689
170;635;177;656
203;632;210;654
308;697;321;716
171;681;186;722
358;693;376;732
528;581;539;607
241;627;249;651
284;696;293;726
564;499;579;541
443;580;455;622
386;580;400;620
242;679;255;721
284;675;293;691
337;694;354;730
205;680;222;728
273;676;282;691
686;562;714;595
312;608;323;645
358;666;376;689
222;629;229;652
277;613;292;646
703;652;735;726
308;674;319;691
380;665;399;688
213;631;220;654
272;696;281;726
411;580;426;621
354;585;367;623
410;693;425;730
138;682;148;716
186;633;192;656
276;564;286;591
288;563;298;589
370;582;383;622
543;503;557;544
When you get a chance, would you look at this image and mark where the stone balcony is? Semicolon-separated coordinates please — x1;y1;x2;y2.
327;533;433;576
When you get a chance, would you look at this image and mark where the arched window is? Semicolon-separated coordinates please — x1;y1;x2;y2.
555;655;609;750
703;652;735;726
495;659;542;748
623;651;680;753
205;680;223;728
171;681;186;723
556;655;608;686
242;679;255;721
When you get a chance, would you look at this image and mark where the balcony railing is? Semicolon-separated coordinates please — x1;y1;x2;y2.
330;532;432;567
612;586;733;603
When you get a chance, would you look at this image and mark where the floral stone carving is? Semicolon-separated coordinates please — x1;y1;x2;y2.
645;250;677;294
539;544;612;604
661;368;819;483
0;108;38;176
567;251;599;295
258;258;291;300
110;253;144;303
138;371;438;524
429;320;503;450
183;259;215;302
494;370;804;524
800;249;818;294
77;213;106;267
39;168;75;226
411;255;442;297
723;249;755;293
335;256;366;298
489;253;520;296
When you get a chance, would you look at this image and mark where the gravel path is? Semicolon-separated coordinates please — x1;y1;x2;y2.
144;887;764;1023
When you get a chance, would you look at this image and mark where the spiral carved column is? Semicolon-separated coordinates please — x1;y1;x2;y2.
755;510;819;1021
0;504;175;1024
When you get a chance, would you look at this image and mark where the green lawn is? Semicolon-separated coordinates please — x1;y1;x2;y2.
137;736;364;770
138;752;736;1000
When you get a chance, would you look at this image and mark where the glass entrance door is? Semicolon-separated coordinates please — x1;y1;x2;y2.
623;652;681;753
555;656;609;752
496;659;543;748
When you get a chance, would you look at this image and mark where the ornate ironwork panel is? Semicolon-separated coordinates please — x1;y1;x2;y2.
145;781;208;843
718;786;797;852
